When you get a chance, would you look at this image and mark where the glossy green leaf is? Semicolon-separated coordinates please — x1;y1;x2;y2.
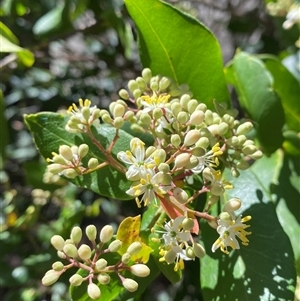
0;35;34;67
24;112;132;199
0;21;19;44
200;151;297;301
225;52;285;154
125;0;230;107
260;55;300;132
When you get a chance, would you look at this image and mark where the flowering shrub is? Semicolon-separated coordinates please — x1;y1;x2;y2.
6;0;297;300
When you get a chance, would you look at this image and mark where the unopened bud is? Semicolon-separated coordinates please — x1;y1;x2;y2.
171;134;181;147
195;137;210;149
152;149;166;164
128;80;139;93
173;187;188;204
113;104;125;118
159;77;170;90
130;264;150;277
114;117;124;129
81;107;90;122
78;244;92;260
223;198;241;212
249;150;263;160
142;68;152;83
136;77;146;89
193;243;206;258
48;164;64;174
158;163;170;173
140;113;151;125
204;110;213;125
217;122;229;136
86;225;97;242
108;239;122;252
182;218;194;230
226;136;239;147
236;160;249;170
122;252;131;264
191;147;205;157
64;168;78;179
242;145;257;155
150;81;159;91
69;274;83;286
153;108;163;119
186;246;195;259
177;111;189;124
78;144;89;158
184;129;201;146
127;241;142;255
42;270;61;286
95;258;107;271
237;135;247;145
52;261;64;271
70;226;82;244
180;94;191;108
236;122;253;135
133;89;142;99
219;212;231;222
100;225;114;243
187;99;198;114
63;243;78;258
119;89;129;100
102;113;112;124
174;153;190;169
171;102;182;116
97;272;110;285
88;158;99;169
51;235;65;251
52;154;67;164
87;283;101;300
190;110;205;125
164;249;176;264
123;278;138;292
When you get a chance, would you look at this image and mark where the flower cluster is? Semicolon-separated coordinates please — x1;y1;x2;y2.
42;224;150;300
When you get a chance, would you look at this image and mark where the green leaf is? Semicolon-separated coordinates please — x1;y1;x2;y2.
125;0;230;108
200;152;297;301
0;35;34;67
24;112;132;199
259;55;300;132
225;52;285;154
0;21;19;44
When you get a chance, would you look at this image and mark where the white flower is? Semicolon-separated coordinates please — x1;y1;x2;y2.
117;138;155;180
140;94;171;113
126;169;172;207
212;214;252;254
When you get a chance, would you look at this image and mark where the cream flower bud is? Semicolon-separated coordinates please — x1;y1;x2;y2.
186;155;199;169
52;154;67;164
57;251;67;259
102;113;112;124
136;76;146;89
242;145;257;155
78;144;89;158
231;166;240;177
95;258;107;271
217;122;229;136
190;110;205;125
207;124;218;136
174;153;190;169
180;94;191;108
196;103;207;112
236;160;250;170
113;104;125;118
81;107;90;122
97;272;110;285
88;158;99;169
116;99;128;108
122;252;131;264
171;102;182;116
153;149;166;165
158;163;170;173
237;135;247;145
51;235;65;251
142;68;152;83
191;147;205;157
91;108;101;120
173;187;188;204
195;137;210;149
64;168;78;179
133;89;142;99
59;145;73;161
223;198;241;212
210;183;225;196
140;113;151;125
48;164;64;174
78;244;92;260
124;110;135;121
85;225;97;241
184;129;201;146
204;109;213;125
193;243;206;258
187;99;198;113
177;111;189;124
123;278;138;292
100;225;114;243
182;218;194;230
164;249;177;264
226;136;239;146
119;89;129;100
186;246;195;259
249;150;263;160
150;81;159;91
114;117;124;129
236;121;253;135
127;241;142;255
108;239;122;252
70;226;82;245
219;212;231;222
63;243;78;258
52;261;64;271
171;134;181;147
159;77;170;90
145;146;156;157
130;264;150;277
87;283;101;300
100;109;109;118
42;270;61;286
153;108;163;119
128;80;138;93
69;274;83;286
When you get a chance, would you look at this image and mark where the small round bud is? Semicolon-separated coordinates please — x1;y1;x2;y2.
122;252;131;264
78;244;92;260
114;117;125;129
236;160;250;170
153;108;163;119
86;225;97;242
180;94;191;108
88;158;99;169
217;122;229;136
164;249;176;264
52;261;64;271
186;246;195;259
81;107;90;122
159;77;170;90
226;136;239;147
186;155;199;169
87;283;101;300
191;147;205;157
57;251;67;259
242;145;257;155
174;153;190;169
237;135;247;145
182;218;194;230
130;264;150;277
140;113;151;125
102;113;112;124
100;225;114;243
207;124;218;136
70;226;82;245
173;187;188;203
196;103;207;112
195;137;210;149
52;154;67;164
187;99;198;114
171;134;181;147
123;278;138;292
63;244;78;258
249;150;263;160
108;239;122;252
78;144;89;158
59;145;74;161
219;212;231;222
193;243;206;258
158;163;170;173
145;146;156;158
97;273;110;285
133;89;142;99
136;76;146;89
223;198;241;213
119;89;130;100
42;270;61;286
127;241;142;255
153;149;166;165
95;258;107;271
204;110;213;125
142;68;152;83
69;274;83;286
124;110;135;121
171;102;182;116
231;166;240;177
190;110;205;125
113;104;125;118
184;129;201;146
236;122;253;135
210;183;225;196
177;111;189;124
48;163;64;174
51;235;65;251
128;80;139;93
150;81;159;91
64;168;78;179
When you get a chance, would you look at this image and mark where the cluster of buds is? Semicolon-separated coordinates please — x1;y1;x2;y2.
153;216;206;271
46;144;100;179
42;224;150;300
